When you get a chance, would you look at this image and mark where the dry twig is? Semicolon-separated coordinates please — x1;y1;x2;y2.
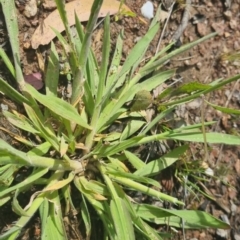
172;0;191;42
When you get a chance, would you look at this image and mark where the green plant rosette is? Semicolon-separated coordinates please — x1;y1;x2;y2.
0;0;239;239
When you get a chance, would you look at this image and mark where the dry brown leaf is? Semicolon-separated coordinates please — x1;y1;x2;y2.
31;0;132;49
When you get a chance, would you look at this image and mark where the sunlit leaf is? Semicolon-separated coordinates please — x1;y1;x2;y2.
25;84;91;130
134;145;188;177
206;100;240;115
135;204;230;229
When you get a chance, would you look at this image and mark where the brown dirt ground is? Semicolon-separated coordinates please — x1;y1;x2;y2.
1;0;240;239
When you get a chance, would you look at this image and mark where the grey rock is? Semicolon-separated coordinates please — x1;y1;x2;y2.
24;0;38;18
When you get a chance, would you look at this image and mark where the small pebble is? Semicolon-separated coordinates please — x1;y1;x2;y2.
0;104;8;111
224;0;232;8
224;32;230;38
229;19;237;30
216;229;228;239
204;167;214;176
141;1;154;20
211;22;225;36
23;42;31;49
24;0;38;18
230;200;237;215
221;214;230;225
233;90;240;100
43;0;57;10
196;62;202;70
186;98;202;110
234;233;240;240
233;40;239;50
225;89;230;97
223;10;232;21
197;22;206;36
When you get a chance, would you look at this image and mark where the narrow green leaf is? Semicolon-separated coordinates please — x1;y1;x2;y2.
124;150;146;170
113;176;183;205
113;184;162;240
12;189;30;217
76;11;98;113
0;78;29;105
42;171;74;193
0;167;48;198
61;184;75;215
96;136;144;156
39;198;49;235
171;81;211;96
0;47;15;77
110;198;135;240
23;103;59;150
45;42;59;96
141;32;217;76
97;101;126;132
134;145;188;177
25;84;91;129
54;0;70;32
3;111;40;134
163;74;240;107
120;120;145;141
81;196;91;239
168;132;240;145
135;204;230;229
97;14;110;105
134;69;175;97
112;173;184;205
80;180;109;197
71;0;104;105
107;169;160;188
83;80;96;116
141;106;175;134
41;192;68;240
97;122;216;157
74;177;106;212
50;27;68;47
54;0;78;71
1;0;25;87
0;225;21;239
119;23;159;79
100;166;135;240
74;13;84;41
27;142;52;156
105;31;123;92
103;132;121;142
0;164;17;187
0;139;83;171
206;100;240;115
0;195;11;207
101;23;159;108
